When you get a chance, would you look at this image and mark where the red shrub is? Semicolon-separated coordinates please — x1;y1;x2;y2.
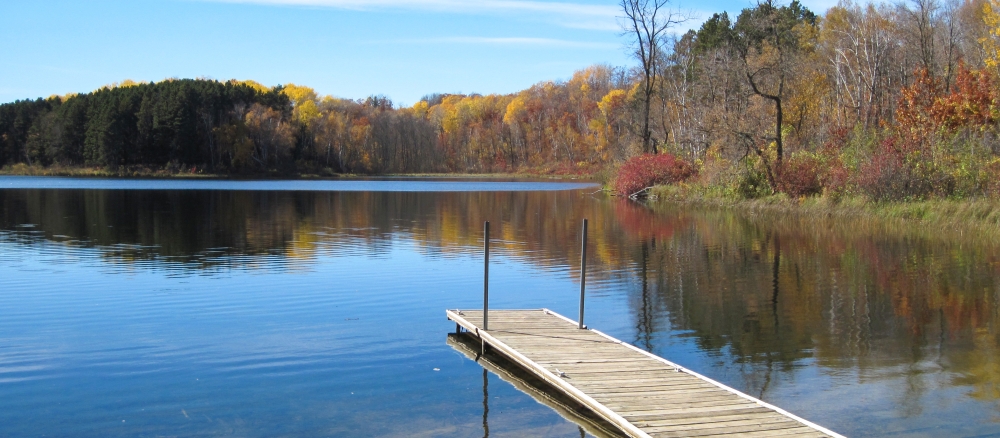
822;125;851;151
823;160;850;196
612;153;696;196
774;155;823;197
819;131;851;196
856;138;934;201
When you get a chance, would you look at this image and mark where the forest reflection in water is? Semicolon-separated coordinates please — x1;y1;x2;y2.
1;186;999;436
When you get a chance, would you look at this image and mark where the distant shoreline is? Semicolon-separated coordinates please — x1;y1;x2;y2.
0;163;601;182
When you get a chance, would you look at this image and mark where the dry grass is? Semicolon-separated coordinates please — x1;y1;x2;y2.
648;184;1000;243
0;163;218;178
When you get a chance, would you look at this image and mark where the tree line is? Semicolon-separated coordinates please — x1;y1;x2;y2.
0;79;446;174
4;0;1000;199
633;0;1000;200
0;68;635;175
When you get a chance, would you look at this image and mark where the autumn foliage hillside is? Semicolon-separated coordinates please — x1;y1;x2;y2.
4;0;1000;204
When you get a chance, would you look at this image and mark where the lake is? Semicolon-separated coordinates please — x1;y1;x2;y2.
0;176;997;437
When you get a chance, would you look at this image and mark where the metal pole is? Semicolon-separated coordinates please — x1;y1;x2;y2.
579;218;588;329
484;221;490;331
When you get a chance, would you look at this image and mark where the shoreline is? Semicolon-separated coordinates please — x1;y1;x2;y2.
8;163;999;238
0;164;600;181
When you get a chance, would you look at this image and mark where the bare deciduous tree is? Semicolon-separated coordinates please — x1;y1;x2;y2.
620;0;684;155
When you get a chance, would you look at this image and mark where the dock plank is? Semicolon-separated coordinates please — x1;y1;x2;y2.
447;309;841;438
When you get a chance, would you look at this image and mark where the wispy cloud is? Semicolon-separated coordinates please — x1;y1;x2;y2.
394;36;617;49
202;0;620;30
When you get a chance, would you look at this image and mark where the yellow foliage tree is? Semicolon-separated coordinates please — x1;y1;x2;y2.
282;84;320;126
230;80;270;94
982;0;1000;73
282;83;318;106
503;95;527;126
100;79;143;91
409;101;430;118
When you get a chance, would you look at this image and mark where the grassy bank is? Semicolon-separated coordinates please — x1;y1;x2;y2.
648;183;1000;241
0;163;227;178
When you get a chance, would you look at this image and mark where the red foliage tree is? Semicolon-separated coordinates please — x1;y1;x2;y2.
931;64;998;131
896;68;942;147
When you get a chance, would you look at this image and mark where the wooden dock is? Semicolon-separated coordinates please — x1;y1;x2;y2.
447;308;843;438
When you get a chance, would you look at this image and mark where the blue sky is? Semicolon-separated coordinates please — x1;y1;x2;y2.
2;0;837;106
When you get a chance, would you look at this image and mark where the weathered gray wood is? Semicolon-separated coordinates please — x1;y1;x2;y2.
552;368;692;376
617;403;770;419
562;375;699;385
597;394;741;405
637;412;791;427
690;426;829;437
538;358;655;364
647;421;808;437
604;399;758;412
625;407;779;423
576;384;718;394
641;416;805;434
581;385;724;395
447;309;840;438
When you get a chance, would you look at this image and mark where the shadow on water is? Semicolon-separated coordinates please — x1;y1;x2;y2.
446;333;624;438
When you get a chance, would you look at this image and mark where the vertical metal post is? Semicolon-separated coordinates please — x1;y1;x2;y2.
579;218;588;329
484;221;490;331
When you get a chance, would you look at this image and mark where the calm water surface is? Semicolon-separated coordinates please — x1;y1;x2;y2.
1;177;998;437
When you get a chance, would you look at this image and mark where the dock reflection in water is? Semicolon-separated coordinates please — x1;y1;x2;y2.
447;333;621;438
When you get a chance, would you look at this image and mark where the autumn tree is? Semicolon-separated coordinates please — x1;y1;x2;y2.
620;0;683;154
982;0;1000;72
821;2;898;128
732;0;817;169
244;103;293;169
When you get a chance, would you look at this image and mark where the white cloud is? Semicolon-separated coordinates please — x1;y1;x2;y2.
395;36;618;49
201;0;620;30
